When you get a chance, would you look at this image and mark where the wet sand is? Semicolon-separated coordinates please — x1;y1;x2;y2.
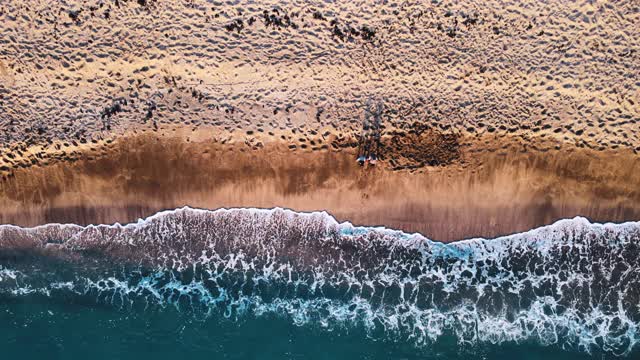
1;131;639;242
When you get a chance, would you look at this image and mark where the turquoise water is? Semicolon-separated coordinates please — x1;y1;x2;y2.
0;300;609;360
1;208;639;359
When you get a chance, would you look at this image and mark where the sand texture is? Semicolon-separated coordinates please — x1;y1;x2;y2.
0;0;639;240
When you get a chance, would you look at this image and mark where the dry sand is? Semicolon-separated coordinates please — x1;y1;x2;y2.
0;0;639;240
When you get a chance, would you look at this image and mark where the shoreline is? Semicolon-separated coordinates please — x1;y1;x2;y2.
1;130;639;242
3;204;639;243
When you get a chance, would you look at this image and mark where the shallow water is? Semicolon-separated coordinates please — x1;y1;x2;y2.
1;207;639;359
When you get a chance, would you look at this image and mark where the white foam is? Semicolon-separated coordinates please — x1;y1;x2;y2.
1;207;639;355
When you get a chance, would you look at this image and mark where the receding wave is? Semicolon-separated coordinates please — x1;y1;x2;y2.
1;207;639;356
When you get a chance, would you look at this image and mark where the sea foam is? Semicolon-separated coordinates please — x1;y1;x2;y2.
1;207;639;356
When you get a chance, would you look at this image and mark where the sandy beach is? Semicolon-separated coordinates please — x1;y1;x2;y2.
0;0;638;240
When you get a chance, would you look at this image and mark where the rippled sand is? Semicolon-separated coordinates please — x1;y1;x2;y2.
1;0;638;149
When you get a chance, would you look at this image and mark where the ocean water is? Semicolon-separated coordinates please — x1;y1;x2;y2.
1;207;639;359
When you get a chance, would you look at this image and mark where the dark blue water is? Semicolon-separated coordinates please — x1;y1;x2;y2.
1;208;639;359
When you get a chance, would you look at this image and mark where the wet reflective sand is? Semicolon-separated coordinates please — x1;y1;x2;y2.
1;133;639;242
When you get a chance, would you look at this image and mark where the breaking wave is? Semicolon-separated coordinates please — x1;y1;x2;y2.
1;207;639;356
